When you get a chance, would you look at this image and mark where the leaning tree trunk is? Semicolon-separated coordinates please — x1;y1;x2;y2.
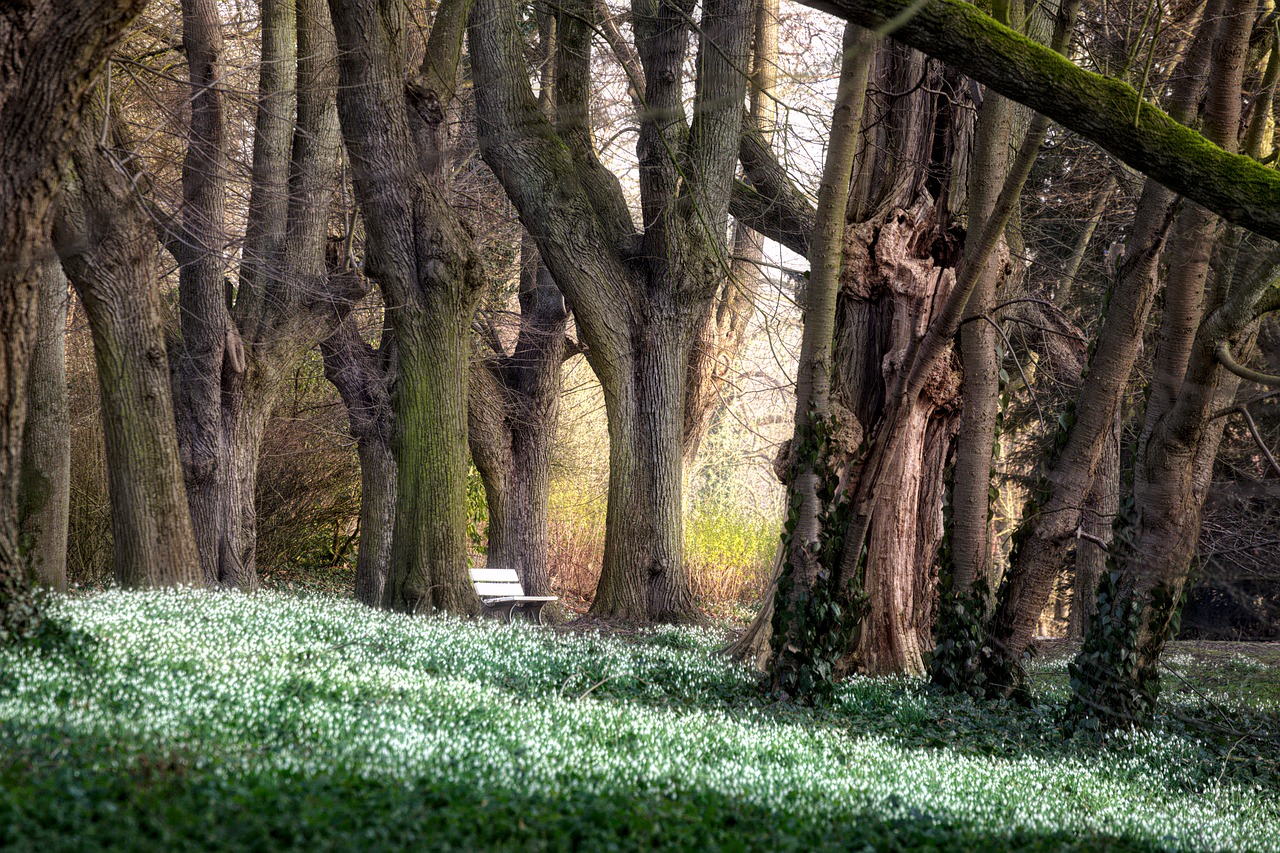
54;118;202;589
18;260;70;591
980;0;1221;687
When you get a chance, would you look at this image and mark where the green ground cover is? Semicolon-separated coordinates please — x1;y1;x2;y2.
1;590;1277;851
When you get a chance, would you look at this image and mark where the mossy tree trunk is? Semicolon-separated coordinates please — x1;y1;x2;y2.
328;0;485;615
1;0;151;637
54;111;202;589
18;260;70;591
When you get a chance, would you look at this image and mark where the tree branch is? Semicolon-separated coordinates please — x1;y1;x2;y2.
800;0;1280;243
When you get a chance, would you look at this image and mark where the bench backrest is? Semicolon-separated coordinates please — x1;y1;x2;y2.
471;567;524;598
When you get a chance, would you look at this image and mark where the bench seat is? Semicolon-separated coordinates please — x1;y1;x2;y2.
471;568;557;625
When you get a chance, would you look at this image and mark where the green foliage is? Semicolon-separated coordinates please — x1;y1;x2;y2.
466;462;488;558
1;591;1278;851
769;413;867;702
1065;499;1186;731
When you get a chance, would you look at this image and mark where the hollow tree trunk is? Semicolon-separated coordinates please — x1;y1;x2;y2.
54;120;202;589
838;208;964;674
18;261;70;591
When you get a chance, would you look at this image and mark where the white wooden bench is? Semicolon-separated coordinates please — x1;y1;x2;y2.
470;568;557;625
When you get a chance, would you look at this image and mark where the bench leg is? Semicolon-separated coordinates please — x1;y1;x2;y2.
529;602;548;626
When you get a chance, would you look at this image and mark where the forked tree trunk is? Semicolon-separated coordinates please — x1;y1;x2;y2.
168;0;343;590
329;0;486;615
469;253;567;598
55;119;202;589
18;260;70;591
471;0;749;622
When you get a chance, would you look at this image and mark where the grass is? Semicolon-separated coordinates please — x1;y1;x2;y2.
1;590;1278;851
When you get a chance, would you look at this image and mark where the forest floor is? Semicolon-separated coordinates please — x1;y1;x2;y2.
1;590;1278;851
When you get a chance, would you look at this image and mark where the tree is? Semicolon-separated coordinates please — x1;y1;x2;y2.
471;0;751;621
18;260;70;592
1;0;152;638
53;102;202;589
169;0;345;590
327;0;486;614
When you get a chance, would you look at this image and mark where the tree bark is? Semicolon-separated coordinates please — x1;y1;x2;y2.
328;0;485;615
1;0;151;635
471;0;750;621
682;0;780;471
767;22;874;692
54;115;202;589
172;0;240;588
321;316;395;607
18;261;70;591
951;70;1019;594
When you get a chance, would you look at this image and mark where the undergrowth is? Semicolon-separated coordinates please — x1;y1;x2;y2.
0;590;1277;851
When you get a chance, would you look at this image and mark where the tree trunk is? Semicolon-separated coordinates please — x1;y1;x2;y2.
321;315;395;607
592;315;694;620
1068;410;1118;639
173;0;242;588
382;295;478;613
951;42;1021;593
329;0;486;615
1;0;149;636
470;253;567;598
18;261;70;591
54;121;202;589
682;0;780;471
